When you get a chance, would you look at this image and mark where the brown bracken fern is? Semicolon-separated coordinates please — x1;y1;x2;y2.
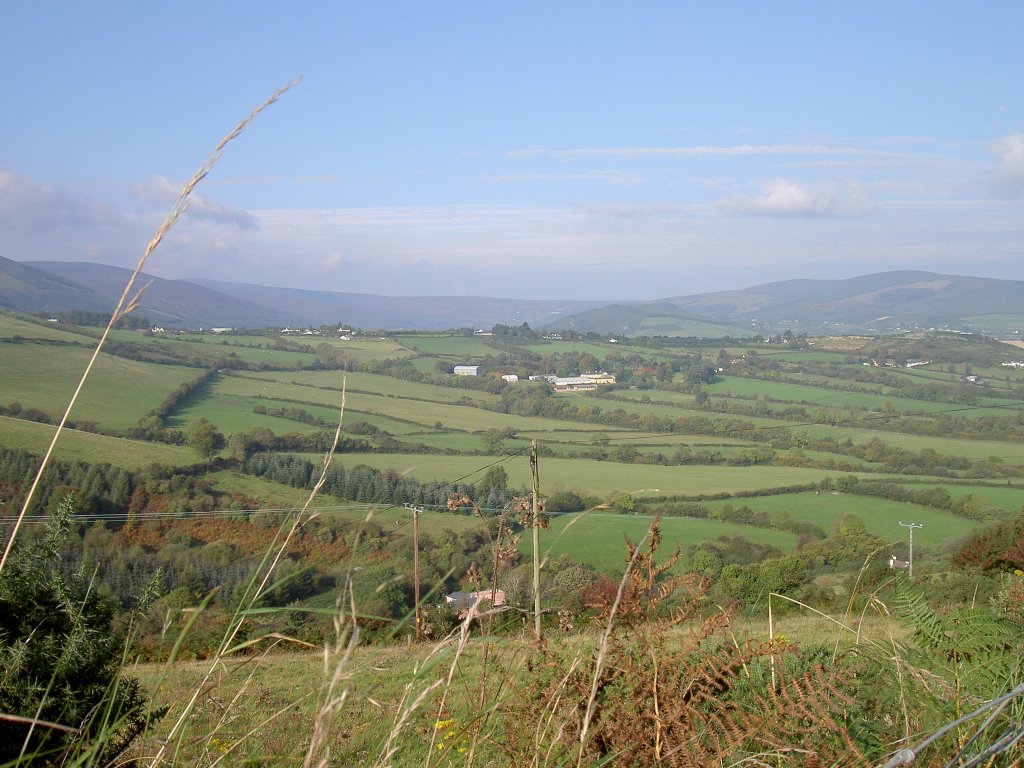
505;518;869;767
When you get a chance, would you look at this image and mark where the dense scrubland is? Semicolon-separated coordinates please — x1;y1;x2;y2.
2;309;1023;766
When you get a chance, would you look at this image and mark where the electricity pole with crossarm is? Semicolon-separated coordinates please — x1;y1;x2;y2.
899;521;922;579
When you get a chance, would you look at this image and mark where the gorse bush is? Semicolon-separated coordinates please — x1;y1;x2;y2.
0;494;163;765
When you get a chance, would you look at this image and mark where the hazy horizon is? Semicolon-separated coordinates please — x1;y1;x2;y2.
3;3;1023;300
15;256;1024;305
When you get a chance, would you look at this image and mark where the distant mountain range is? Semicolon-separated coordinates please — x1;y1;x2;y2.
660;271;1024;335
3;257;1024;337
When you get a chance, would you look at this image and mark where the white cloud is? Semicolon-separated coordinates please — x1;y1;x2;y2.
321;249;371;271
133;174;257;229
716;179;876;217
0;166;117;233
485;170;647;187
508;143;903;160
991;131;1024;195
576;203;693;219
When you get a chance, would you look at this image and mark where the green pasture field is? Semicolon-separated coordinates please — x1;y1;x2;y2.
707;377;965;414
888;368;1024;401
213;375;608;435
892;367;969;384
900;482;1024;513
167;392;332;434
0;312;97;342
169;375;435;437
390;334;492;357
0;341;199;431
339;410;438;436
568;393;787;429
197;333;276;345
766;371;890;396
520;340;618;357
635;317;750;337
612;389;699;408
408;355;443;373
342;392;593;435
0;416;195;468
297;335;413;361
799;422;1024;463
759;350;851;364
105;331;319;367
395;430;732;455
321;452;863;499
537;512;798;572
697;491;977;549
235;369;499;406
593;432;757;448
399;432;497;452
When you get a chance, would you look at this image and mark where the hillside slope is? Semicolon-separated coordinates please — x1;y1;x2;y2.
27;261;302;328
663;271;1024;334
192;278;605;330
0;256;113;314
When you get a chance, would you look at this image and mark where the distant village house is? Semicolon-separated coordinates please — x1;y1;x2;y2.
444;589;506;617
454;365;479;376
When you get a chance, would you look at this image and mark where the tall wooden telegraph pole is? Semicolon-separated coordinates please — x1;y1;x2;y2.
405;504;422;638
531;440;542;642
899;521;922;579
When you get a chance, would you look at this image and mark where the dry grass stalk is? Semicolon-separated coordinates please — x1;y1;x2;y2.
303;580;361;768
0;76;301;576
453;493;517;766
531;652;585;768
575;522;650;767
372;612;480;768
832;540;899;662
423;607;480;768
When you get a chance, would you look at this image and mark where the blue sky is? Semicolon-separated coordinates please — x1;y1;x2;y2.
3;2;1023;299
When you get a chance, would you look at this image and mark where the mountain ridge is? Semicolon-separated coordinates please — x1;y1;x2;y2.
5;258;1024;337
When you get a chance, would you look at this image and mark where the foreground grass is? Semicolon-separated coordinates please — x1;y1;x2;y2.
132;611;901;766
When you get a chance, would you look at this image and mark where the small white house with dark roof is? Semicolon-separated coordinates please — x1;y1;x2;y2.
444;589;506;617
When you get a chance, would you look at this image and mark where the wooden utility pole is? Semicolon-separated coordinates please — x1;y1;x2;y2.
899;521;922;580
531;440;542;642
405;504;422;638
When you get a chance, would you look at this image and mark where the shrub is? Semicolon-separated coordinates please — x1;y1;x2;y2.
0;494;163;764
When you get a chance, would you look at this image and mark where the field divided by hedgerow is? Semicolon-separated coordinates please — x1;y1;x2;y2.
318;452;854;499
0;416;195;468
537;512;798;571
700;491;977;547
4;313;1024;560
0;341;200;432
